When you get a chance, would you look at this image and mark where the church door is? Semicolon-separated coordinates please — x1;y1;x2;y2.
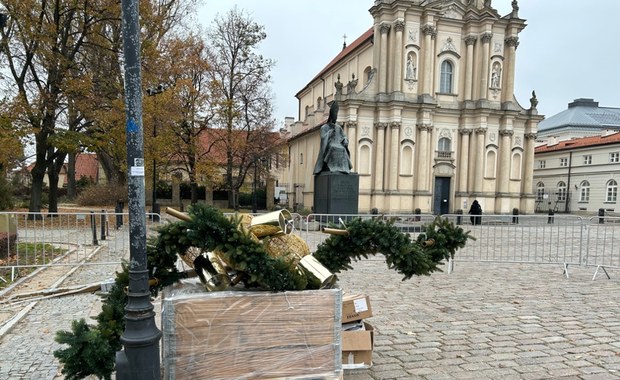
433;177;451;215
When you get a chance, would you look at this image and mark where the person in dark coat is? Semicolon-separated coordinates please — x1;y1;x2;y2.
469;200;482;225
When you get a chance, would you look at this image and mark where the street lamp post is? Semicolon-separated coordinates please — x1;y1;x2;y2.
117;0;161;378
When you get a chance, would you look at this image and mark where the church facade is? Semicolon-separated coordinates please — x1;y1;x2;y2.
283;0;543;214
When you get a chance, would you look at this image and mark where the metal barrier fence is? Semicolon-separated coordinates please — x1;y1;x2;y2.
0;211;161;282
296;213;620;279
2;210;619;281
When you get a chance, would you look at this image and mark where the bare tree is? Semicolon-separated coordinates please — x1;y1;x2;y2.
205;7;277;209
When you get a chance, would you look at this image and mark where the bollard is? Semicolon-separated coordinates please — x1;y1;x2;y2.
116;200;124;229
547;209;554;224
414;208;421;222
512;208;519;224
598;208;605;224
456;209;463;225
100;210;106;240
90;211;99;245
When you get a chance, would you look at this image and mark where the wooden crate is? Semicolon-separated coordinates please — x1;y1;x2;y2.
162;287;342;380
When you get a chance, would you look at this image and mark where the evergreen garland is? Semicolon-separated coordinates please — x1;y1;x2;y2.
54;205;473;379
314;216;474;280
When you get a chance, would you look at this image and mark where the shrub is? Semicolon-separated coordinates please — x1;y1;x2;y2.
0;176;14;210
75;184;127;207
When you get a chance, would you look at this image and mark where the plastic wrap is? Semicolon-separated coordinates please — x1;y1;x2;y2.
162;287;343;380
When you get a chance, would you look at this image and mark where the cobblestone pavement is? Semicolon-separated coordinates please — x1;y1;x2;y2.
339;259;620;380
1;252;620;379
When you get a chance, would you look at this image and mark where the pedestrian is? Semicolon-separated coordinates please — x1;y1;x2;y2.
469;200;482;225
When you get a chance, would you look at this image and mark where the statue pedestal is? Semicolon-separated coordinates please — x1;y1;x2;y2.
313;172;359;214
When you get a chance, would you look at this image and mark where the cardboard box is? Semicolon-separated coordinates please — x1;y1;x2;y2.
162;286;343;379
342;322;374;369
341;294;373;323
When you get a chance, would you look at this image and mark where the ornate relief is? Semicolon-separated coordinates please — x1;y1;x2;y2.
404;127;413;137
464;35;477;46
417;124;433;132
505;36;519;48
374;122;388;130
475;128;487;134
524;133;538;140
394;20;405;32
361;126;371;137
440;128;451;138
345;121;358;128
499;130;514;137
515;136;522;146
481;32;493;43
408;28;418;43
489;132;496;142
421;24;436;37
379;23;391;35
493;42;503;53
459;128;473;135
441;37;457;53
390;122;401;129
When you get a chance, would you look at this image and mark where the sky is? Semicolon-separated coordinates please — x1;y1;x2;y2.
197;0;620;127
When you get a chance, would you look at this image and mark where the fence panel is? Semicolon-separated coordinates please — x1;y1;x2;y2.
442;214;583;266
0;211;161;272
584;216;620;271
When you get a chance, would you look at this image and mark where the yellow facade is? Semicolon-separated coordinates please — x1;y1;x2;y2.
283;0;543;214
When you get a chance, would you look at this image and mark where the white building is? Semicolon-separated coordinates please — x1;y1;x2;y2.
533;130;620;214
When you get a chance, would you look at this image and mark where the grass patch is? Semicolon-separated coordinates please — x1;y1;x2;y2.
0;242;68;290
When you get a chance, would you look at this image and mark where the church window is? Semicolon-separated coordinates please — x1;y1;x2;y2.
439;60;453;93
363;66;372;86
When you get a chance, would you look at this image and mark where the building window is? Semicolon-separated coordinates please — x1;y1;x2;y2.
485;150;496;178
439;60;453;93
557;181;567;202
536;182;545;201
437;137;451;159
583;155;592;165
538;160;546;169
364;66;372;86
606;179;618;202
559;158;568;167
610;152;620;163
580;181;590;202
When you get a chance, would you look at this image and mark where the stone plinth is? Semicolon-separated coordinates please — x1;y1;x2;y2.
313;172;359;214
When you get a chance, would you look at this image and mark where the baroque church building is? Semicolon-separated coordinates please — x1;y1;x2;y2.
283;0;543;214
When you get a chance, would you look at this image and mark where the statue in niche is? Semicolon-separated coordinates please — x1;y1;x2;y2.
313;101;352;174
406;53;416;80
491;63;501;88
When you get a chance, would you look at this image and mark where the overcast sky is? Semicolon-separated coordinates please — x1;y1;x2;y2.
197;0;620;127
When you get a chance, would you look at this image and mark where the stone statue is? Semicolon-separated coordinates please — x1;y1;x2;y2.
530;90;538;109
313;101;353;174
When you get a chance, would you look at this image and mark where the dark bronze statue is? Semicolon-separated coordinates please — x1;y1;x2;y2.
313;101;353;174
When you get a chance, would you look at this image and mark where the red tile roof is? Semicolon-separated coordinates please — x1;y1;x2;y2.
74;153;99;181
536;131;620;153
295;27;374;98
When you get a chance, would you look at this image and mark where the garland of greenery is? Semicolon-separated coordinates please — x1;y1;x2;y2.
54;204;473;379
